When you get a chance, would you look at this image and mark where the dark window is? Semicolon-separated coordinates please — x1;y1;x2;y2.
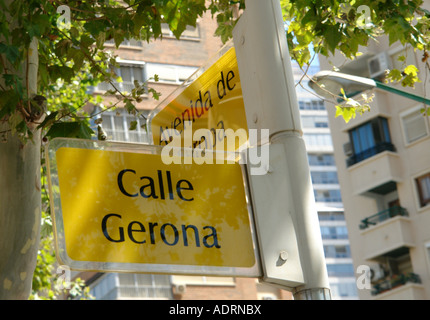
323;245;351;258
298;100;325;110
347;117;395;166
308;154;336;166
314;190;342;203
416;172;430;207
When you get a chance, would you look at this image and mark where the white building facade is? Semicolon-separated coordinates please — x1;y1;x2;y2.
317;18;430;298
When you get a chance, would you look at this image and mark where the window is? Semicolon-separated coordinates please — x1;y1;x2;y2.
416;172;430;208
326;264;355;277
401;106;429;144
146;63;198;84
350;117;391;153
161;23;200;39
303;133;333;146
311;171;339;184
105;38;143;47
347;117;394;166
298;100;325;110
314;190;342;203
301;115;329;128
89;273;173;299
330;282;358;297
333;245;350;258
318;211;345;221
89;273;117;300
117;274;172;299
96;62;146;93
321;226;349;239
308;154;336;166
171;276;235;286
323;245;351;258
426;242;430;270
100;109;149;143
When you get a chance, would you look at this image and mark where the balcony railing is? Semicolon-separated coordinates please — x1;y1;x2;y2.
346;142;396;167
359;206;408;230
372;272;422;296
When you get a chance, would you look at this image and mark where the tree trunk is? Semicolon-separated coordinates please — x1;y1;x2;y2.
0;34;41;299
0;129;42;299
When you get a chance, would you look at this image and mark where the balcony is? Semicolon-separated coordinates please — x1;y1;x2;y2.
359;206;408;230
347;150;403;195
360;215;414;260
372;273;425;299
346;142;395;167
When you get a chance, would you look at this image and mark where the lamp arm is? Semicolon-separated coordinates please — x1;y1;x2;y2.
375;80;430;106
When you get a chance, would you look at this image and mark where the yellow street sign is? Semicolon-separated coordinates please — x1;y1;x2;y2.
47;139;259;276
149;46;248;152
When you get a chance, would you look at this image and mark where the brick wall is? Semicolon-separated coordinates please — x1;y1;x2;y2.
173;278;293;300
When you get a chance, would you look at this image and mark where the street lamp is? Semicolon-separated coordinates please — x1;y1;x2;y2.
309;70;430;105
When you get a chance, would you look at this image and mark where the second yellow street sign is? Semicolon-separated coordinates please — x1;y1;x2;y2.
148;46;249;153
47;138;260;276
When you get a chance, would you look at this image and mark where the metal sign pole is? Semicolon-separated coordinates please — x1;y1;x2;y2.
233;0;331;300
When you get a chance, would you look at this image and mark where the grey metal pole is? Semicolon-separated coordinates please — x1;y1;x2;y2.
233;0;331;299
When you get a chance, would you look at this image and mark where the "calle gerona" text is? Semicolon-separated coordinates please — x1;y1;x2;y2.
101;169;221;248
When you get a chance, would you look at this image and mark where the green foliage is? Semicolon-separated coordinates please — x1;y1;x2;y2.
282;0;430;65
0;0;241;141
281;0;430;122
334;88;372;123
30;224;94;300
30;170;94;300
210;0;245;43
387;64;421;87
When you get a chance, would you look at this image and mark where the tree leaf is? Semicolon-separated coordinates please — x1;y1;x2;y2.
0;89;19;118
36;111;58;130
325;24;342;54
335;106;356;123
0;43;20;64
129;120;137;130
45;121;94;139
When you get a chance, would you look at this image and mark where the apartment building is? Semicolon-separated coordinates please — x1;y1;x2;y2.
317;23;430;299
